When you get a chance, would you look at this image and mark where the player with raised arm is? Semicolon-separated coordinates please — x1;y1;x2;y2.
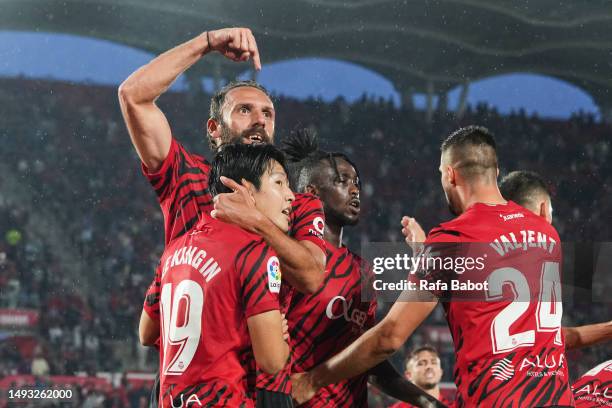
139;143;292;407
283;131;445;408
499;170;612;349
292;126;575;407
118;28;325;292
118;28;326;407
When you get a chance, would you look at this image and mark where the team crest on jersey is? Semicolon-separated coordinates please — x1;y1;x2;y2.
267;256;281;293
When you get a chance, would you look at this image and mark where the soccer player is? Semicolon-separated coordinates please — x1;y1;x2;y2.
292;126;575;407
389;346;453;408
571;360;612;407
118;28;327;407
283;131;445;408
500;170;612;349
138;143;292;407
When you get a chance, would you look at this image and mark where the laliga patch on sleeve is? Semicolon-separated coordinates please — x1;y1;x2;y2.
267;256;282;293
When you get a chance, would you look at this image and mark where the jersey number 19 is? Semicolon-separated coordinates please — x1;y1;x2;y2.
160;280;204;374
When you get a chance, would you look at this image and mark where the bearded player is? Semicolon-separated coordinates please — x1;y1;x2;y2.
139;144;292;407
119;28;326;407
292;126;575;407
283;131;446;408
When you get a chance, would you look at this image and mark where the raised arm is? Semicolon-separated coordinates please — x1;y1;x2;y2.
118;28;261;171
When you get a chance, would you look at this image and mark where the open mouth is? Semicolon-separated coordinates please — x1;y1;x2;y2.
281;208;291;218
247;134;263;143
349;199;361;209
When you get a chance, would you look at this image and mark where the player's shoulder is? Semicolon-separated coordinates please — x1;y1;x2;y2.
293;192;322;208
173;136;211;169
345;245;365;266
329;241;364;264
514;202;561;239
576;359;612;381
427;223;463;243
196;217;265;248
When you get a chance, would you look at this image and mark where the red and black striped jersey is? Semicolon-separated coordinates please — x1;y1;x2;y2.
142;138;213;245
142;139;327;397
411;201;574;407
288;240;377;407
572;360;612;407
252;192;327;395
143;216;285;408
142;138;327;253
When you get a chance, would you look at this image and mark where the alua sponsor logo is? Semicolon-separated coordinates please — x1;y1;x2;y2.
519;353;565;371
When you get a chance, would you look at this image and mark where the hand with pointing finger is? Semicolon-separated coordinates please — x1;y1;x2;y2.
207;28;262;70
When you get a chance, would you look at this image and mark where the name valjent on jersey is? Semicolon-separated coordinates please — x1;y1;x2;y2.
490;229;557;257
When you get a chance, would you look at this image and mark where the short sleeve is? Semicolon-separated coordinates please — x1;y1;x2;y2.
141;137;183;203
143;265;162;320
236;240;282;318
290;193;326;254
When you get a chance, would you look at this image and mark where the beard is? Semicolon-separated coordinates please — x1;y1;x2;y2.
444;190;461;216
219;123;272;147
419;380;438;390
325;205;360;228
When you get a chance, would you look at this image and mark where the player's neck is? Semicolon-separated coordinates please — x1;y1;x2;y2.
427;386;441;400
324;223;343;248
460;184;506;213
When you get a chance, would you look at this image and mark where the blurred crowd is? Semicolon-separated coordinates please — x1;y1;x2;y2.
0;78;609;406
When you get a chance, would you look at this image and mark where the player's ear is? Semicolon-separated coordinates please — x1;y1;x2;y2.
447;166;457;186
305;184;319;197
541;199;553;224
207;118;221;145
538;201;547;219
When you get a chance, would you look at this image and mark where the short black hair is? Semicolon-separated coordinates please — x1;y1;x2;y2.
500;170;550;208
281;129;360;192
209;143;288;197
441;125;498;180
209;80;272;122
